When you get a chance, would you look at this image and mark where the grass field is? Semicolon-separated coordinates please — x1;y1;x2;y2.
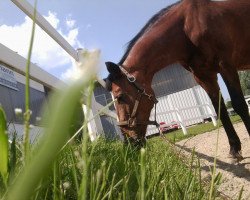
164;115;242;142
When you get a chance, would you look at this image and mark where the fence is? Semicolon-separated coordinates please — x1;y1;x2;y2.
147;103;217;136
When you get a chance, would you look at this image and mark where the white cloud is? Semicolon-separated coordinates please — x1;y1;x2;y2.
44;11;59;29
66;18;76;29
0;11;83;75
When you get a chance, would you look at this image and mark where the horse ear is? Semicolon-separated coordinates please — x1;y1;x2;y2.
105;62;121;75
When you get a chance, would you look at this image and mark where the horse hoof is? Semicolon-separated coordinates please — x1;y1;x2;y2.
228;151;244;163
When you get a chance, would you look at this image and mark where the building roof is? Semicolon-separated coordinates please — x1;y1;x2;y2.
0;43;65;90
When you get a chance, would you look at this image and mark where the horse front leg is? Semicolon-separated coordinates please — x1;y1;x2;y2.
193;72;243;161
220;65;250;136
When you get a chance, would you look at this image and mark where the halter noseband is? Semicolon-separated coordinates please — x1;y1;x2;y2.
116;65;160;128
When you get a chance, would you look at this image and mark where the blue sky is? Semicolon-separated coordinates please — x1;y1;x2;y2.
0;0;230;99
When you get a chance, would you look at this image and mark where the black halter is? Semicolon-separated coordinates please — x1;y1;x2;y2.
116;65;160;128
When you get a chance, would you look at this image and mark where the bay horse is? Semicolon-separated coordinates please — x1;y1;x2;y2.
105;0;250;161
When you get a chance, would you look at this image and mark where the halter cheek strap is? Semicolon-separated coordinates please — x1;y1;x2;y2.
116;65;159;128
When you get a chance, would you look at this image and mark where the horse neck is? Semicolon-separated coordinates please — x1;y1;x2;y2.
122;29;192;83
121;4;193;82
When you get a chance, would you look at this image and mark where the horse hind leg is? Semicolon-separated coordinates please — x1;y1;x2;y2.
193;72;243;161
220;66;250;137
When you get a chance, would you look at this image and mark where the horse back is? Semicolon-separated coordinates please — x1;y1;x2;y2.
183;0;250;67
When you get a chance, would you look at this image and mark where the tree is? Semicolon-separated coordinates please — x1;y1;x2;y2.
239;70;250;96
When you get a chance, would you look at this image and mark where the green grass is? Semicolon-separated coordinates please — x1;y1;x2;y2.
0;106;8;189
165;115;242;142
5;138;219;199
0;127;225;199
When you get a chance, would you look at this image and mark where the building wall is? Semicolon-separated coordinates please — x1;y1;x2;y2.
0;63;47;125
147;86;215;135
0;43;64;142
0;82;46;125
147;64;215;135
152;64;197;96
94;87;121;139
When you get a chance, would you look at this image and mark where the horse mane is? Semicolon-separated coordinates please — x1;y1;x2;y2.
118;1;181;65
106;1;181;89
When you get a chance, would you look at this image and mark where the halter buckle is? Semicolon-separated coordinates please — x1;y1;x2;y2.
119;65;136;82
128;118;137;127
127;75;136;82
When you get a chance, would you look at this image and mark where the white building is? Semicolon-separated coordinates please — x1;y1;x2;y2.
147;64;216;135
0;43;64;141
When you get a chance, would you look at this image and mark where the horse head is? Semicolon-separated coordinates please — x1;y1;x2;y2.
105;62;158;147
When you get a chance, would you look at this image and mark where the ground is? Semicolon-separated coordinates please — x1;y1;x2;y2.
176;122;250;200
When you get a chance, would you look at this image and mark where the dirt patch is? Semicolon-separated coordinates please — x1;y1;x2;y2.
176;122;250;199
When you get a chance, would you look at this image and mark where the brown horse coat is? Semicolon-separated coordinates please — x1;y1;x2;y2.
106;0;250;160
185;0;250;68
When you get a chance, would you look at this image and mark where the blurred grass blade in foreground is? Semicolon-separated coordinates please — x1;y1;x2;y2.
23;0;37;162
6;48;100;200
0;106;8;186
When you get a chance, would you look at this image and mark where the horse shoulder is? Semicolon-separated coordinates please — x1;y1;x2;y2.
182;0;210;46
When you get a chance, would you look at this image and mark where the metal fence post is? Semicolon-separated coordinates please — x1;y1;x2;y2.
205;103;217;126
174;108;187;135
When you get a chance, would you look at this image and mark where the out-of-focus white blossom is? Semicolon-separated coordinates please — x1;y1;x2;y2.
63;48;101;81
14;108;23;116
29;124;34;129
36;117;42;121
63;182;70;189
